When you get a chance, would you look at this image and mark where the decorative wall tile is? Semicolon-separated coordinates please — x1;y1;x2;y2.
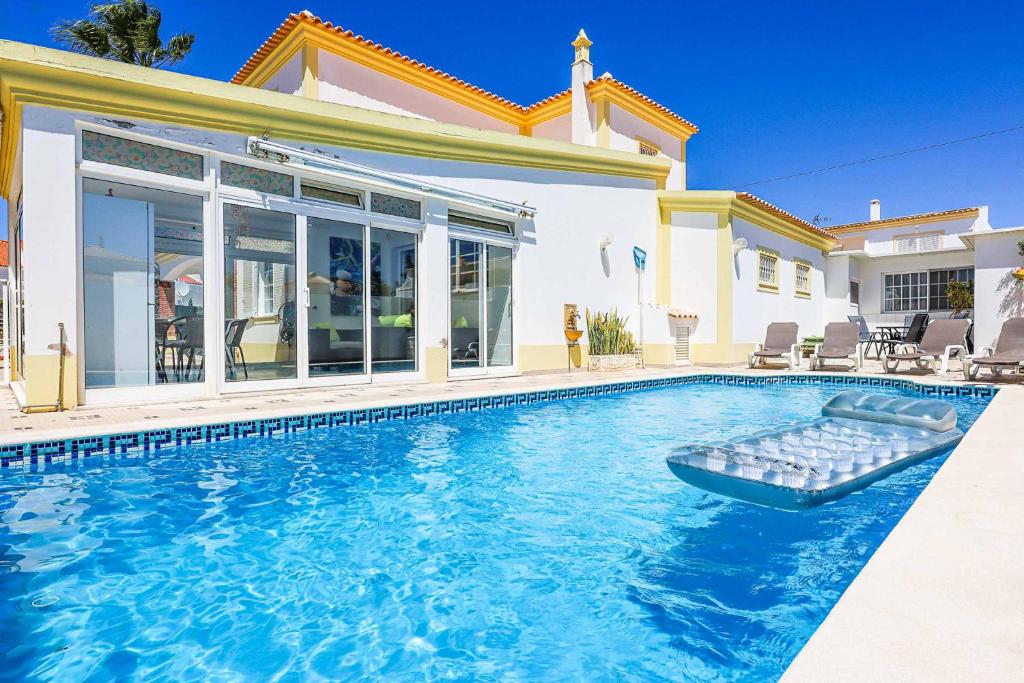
0;375;997;470
221;161;294;196
82;130;204;180
370;192;421;220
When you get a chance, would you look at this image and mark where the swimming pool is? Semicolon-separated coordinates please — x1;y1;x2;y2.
0;380;991;681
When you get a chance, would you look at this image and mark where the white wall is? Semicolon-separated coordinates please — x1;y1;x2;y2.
973;229;1024;349
531;113;571;143
316;50;518;134
18;105;666;392
261;52;302;95
852;250;975;324
606;103;685;190
732;218;828;343
852;215;983;256
668;211;718;344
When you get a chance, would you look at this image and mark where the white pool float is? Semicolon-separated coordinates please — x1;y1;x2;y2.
665;390;963;510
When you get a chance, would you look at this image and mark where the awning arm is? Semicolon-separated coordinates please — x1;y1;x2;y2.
247;137;537;219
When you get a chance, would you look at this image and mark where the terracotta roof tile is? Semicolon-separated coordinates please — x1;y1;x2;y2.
735;193;838;240
826;207;980;233
232;12;527;112
0;240;8;268
233;12;698;134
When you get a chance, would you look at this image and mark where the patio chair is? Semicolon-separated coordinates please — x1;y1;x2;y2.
809;322;861;371
748;322;800;370
964;317;1024;380
225;318;250;380
878;313;929;355
848;315;886;359
881;318;971;376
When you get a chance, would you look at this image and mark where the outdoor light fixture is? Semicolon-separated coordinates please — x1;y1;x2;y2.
599;234;613;251
733;237;748;255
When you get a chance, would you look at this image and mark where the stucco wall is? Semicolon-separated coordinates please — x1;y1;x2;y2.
731;218;828;343
606;103;685;191
847;215;982;257
668;211;718;344
261;51;302;95
852;250;975;324
531;113;571;143
15;104;664;405
316;49;518;133
972;230;1024;349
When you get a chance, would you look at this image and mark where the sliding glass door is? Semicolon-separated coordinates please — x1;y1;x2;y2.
449;238;513;374
306;217;366;377
82;179;205;391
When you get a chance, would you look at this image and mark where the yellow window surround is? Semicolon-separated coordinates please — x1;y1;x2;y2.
637;136;660;157
793;258;812;298
756;246;780;293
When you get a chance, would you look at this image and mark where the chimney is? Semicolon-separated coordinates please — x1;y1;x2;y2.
869;199;881;222
570;29;594;145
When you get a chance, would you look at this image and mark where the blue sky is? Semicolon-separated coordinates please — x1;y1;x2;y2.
3;0;1023;238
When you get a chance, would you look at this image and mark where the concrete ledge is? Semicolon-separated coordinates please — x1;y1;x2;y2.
783;386;1024;681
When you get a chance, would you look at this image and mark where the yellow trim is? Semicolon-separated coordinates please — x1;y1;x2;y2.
300;43;318;99
246;23;526;128
793;257;812;298
642;343;675;366
678;138;687;190
636;135;660;156
756;246;780;293
829;208;980;235
657;191;839;252
0;41;672;198
656;214;671;305
518;343;588;372
588;80;696;142
425;346;447;383
23;352;79;409
596;99;610;148
717;213;735;356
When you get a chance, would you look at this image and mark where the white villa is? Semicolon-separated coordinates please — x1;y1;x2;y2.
1;11;1021;408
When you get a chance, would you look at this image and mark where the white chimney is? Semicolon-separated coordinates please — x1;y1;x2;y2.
570;29;594;145
869;199;881;222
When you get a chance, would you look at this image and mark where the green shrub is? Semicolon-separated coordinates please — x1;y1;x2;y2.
946;280;974;316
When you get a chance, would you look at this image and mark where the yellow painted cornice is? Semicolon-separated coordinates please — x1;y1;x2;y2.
243;23;526;127
658;191;839;252
588;81;696;142
0;41;672;199
828;208;980;234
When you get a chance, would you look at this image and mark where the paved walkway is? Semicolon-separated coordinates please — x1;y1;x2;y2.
2;360;1023;680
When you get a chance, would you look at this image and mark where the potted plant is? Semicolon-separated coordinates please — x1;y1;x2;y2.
585;308;639;370
946;279;974;316
1014;240;1024;281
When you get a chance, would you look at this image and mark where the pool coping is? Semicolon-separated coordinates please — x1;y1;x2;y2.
782;383;1024;681
0;372;996;470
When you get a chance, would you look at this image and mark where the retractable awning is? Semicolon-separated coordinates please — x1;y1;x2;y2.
247;137;537;219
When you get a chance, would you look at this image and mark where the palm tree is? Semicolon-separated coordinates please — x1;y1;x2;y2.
51;0;195;68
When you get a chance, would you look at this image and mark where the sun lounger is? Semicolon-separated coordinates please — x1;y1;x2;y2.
881;318;971;375
964;317;1024;380
748;322;800;370
809;322;861;371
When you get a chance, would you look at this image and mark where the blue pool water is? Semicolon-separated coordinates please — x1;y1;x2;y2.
0;382;990;681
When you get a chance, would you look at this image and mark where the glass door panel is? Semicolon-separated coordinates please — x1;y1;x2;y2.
486;245;513;367
450;239;483;369
223;204;297;382
370;228;417;373
306;217;365;377
82;179;204;388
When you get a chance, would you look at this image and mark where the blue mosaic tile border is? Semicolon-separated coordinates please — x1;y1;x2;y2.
0;374;996;470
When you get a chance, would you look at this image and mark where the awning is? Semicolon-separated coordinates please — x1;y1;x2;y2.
248;137;537;219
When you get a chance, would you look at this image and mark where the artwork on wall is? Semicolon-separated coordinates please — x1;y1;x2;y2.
329;236;364;315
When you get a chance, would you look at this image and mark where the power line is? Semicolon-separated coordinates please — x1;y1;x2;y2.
732;123;1024;189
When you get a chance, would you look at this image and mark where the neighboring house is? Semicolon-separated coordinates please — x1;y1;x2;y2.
826;201;1024;350
0;11;1017;408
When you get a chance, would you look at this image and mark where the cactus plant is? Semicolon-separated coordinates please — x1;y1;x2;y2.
585;308;637;355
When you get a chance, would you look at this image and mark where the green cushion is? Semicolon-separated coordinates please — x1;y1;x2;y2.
312;322;340;342
394;313;413;328
378;315;398;327
453;316;469;329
